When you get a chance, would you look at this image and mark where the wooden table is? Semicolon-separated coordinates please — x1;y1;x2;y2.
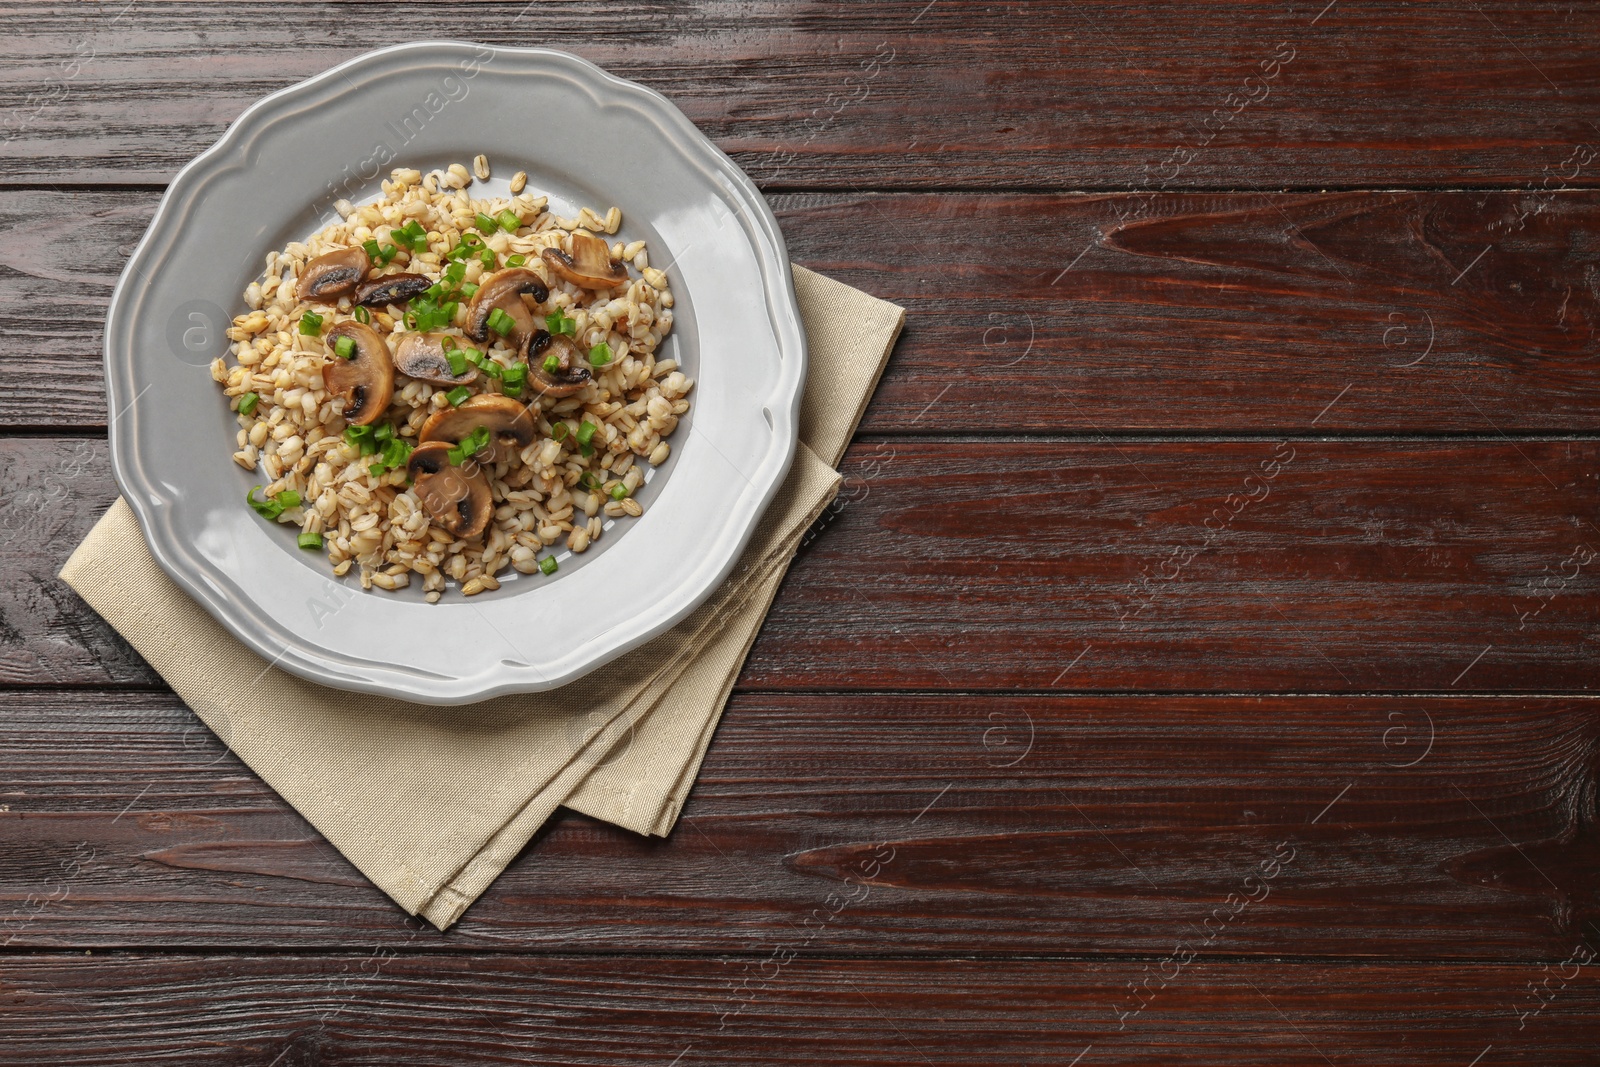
4;2;1599;1062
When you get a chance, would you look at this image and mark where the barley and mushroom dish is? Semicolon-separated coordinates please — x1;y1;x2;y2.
212;159;690;600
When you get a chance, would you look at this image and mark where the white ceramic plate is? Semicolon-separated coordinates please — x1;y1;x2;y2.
105;42;805;704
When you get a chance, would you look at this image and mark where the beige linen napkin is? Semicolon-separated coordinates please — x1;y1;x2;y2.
60;266;904;929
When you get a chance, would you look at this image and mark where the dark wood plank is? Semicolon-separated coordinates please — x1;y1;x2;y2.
9;189;1600;433
0;189;150;429
7;436;1595;691
762;436;1600;692
4;689;1599;958
3;953;1599;1064
4;2;1600;188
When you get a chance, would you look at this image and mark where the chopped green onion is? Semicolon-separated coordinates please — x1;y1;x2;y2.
576;419;598;458
362;430;415;478
298;531;324;550
551;422;569;442
344;424;377;455
441;300;460;324
364;240;399;266
363;238;402;265
447;349;469;376
539;555;558;576
475;212;499;234
446;385;471;406
479;358;503;379
424;281;445;301
447;425;492;467
579;471;604;493
353;305;371;324
542;353;560;375
238;391;259;416
588;342;612;367
446;233;482;261
497;209;521;232
501;362;527;395
505;253;526;268
247;486;300;521
396;219;429;252
459;282;479;299
545;309;576;336
479;247;497;269
443;261;466;286
379;437;413;471
298;311;324;336
610;483;628;500
333;334;356;360
462;425;492;457
460;346;482;366
486;307;515;336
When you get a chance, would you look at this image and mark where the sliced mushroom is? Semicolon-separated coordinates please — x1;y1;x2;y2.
407;441;493;540
419;393;536;463
392;332;479;386
322;321;394;426
296;246;371;304
355;272;433;308
541;231;627;290
525;332;593;398
464;267;549;346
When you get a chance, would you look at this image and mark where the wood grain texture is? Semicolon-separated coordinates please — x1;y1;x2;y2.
8;0;1600;1053
8;188;1600;433
3;690;1598;957
5;437;1597;690
760;437;1600;692
2;953;1599;1065
3;2;1600;188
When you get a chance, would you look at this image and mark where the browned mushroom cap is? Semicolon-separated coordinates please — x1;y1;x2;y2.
526;333;593;398
540;232;627;290
355;272;433;308
419;393;536;462
392;332;479;386
406;441;493;540
297;246;371;304
464;267;549;346
322;321;394;426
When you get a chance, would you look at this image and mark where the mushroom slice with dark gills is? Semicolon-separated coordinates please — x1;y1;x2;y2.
541;231;627;290
392;332;479;386
322;321;394;426
419;394;535;464
296;246;371;304
355;272;433;308
525;332;592;398
464;267;549;347
406;441;493;540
